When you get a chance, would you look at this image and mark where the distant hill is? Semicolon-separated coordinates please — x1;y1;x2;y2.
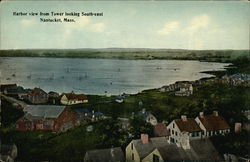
0;48;249;62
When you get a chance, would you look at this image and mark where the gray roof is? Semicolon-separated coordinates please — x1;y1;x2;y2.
84;147;124;162
24;105;66;118
132;137;221;161
132;137;168;159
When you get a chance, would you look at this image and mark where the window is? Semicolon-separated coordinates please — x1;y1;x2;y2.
173;123;175;128
175;131;178;136
172;130;174;135
132;153;134;161
153;154;160;162
131;143;133;150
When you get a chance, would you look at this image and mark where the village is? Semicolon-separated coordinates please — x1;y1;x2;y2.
0;72;250;162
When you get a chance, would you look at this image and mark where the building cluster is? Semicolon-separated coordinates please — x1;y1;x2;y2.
221;73;250;87
1;84;107;132
15;105;105;132
84;111;231;162
159;82;194;96
0;84;88;105
159;73;250;97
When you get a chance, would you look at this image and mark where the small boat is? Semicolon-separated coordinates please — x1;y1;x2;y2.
49;73;54;80
27;72;32;79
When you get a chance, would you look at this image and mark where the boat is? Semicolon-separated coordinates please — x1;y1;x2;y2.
27;72;31;79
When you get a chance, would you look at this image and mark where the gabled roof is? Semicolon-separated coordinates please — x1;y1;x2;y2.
198;115;230;131
154;123;170;137
156;139;221;161
28;88;47;96
63;93;87;100
84;147;124;162
23;105;66;118
175;118;202;133
132;137;168;159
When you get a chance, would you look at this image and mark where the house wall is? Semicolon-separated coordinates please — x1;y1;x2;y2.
167;120;181;144
146;114;157;126
28;92;48;104
142;149;164;162
54;108;76;131
60;95;69;105
195;117;207;138
167;120;202;147
60;95;88;105
16;119;34;131
126;142;141;162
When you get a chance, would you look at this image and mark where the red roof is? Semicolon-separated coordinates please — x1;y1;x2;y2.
64;93;88;101
154;123;170;137
198;115;230;131
28;88;47;96
175;118;202;133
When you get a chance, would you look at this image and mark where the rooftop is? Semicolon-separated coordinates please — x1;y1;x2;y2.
198;114;230;131
175;118;202;133
63;93;87;100
23;105;66;118
84;147;124;162
154;123;170;137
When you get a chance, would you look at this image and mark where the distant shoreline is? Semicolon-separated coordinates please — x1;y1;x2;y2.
0;49;249;63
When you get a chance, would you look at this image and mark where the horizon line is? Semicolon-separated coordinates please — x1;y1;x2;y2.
0;47;249;51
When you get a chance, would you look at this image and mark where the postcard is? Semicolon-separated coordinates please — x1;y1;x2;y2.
0;1;249;161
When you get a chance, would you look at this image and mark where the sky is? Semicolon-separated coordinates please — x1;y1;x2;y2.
0;1;249;50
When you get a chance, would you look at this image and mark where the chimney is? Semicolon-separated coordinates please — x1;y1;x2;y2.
199;112;204;118
141;134;149;144
181;115;187;122
142;108;146;114
234;123;242;133
213;111;218;116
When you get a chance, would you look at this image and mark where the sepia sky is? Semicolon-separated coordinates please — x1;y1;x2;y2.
0;1;249;50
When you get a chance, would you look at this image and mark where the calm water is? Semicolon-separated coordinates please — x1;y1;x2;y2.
0;57;230;95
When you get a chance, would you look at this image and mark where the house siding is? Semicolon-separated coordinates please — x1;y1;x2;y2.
126;142;141;162
55;108;76;131
142;149;164;162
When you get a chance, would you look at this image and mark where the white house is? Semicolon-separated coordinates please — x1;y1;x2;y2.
60;92;88;105
175;84;193;96
167;115;202;148
138;109;158;126
195;111;230;138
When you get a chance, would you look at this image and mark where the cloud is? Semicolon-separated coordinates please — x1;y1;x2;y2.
90;23;105;33
185;14;210;33
158;21;179;35
20;19;34;25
